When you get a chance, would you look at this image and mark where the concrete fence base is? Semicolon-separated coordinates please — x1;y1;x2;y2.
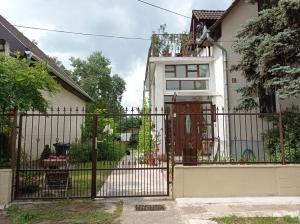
173;165;300;198
0;169;12;205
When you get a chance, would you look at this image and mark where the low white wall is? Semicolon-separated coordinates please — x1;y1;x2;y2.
0;169;12;205
173;165;300;198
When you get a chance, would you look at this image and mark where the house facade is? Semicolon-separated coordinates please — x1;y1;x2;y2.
0;15;92;160
144;0;300;163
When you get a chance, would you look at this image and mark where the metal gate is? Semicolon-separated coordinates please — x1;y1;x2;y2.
13;108;169;200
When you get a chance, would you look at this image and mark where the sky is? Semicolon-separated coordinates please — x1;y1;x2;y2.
0;0;231;108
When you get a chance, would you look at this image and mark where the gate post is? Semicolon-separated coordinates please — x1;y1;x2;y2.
91;114;98;198
14;113;23;199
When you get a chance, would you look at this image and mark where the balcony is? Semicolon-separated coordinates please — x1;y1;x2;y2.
149;33;213;58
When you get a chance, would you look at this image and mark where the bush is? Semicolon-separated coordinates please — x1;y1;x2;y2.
97;142;126;161
40;144;53;160
263;107;300;162
69;142;126;163
128;133;138;148
0;132;10;168
69;143;92;163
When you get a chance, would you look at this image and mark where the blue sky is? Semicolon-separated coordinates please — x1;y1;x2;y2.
0;0;231;107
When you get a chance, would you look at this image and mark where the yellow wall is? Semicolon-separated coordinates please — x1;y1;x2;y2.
0;169;12;204
174;165;300;198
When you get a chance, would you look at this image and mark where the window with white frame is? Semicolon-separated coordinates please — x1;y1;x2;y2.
165;64;209;90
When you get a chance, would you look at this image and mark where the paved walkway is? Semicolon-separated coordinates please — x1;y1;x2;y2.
118;197;300;224
98;155;168;197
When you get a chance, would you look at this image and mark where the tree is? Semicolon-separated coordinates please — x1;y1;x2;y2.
70;52;125;113
232;0;300;109
0;52;59;111
138;99;152;153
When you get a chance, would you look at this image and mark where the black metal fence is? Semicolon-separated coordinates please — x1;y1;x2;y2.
7;108;169;200
2;106;300;200
171;108;300;165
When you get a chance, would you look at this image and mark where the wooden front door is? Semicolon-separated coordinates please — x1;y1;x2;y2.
173;102;202;165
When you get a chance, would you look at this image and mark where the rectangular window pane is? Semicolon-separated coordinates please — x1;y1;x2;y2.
165;65;175;72
195;80;208;90
199;64;209;77
187;71;198;78
181;81;194;90
176;65;186;78
166;81;179;90
187;65;197;71
165;72;175;78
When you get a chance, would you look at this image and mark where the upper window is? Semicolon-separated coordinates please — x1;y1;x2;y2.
165;64;209;78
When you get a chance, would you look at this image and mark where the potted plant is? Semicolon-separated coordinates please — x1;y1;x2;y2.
180;32;193;57
151;33;160;57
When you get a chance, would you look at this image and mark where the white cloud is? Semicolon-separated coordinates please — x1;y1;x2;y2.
121;58;145;108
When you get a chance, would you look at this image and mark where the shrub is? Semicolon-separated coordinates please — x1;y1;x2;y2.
40;144;53;160
97;142;126;161
69;143;92;163
0;132;10;168
69;142;126;163
128;133;138;148
263;107;300;162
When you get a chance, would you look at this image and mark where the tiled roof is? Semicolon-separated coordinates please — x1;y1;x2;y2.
0;14;92;102
192;10;224;20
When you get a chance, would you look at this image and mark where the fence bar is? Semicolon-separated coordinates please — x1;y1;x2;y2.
278;105;285;165
91;114;98;198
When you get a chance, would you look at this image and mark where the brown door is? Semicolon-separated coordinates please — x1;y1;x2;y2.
173;102;202;165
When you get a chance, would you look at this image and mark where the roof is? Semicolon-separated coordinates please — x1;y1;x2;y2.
0;14;92;102
192;10;224;20
209;0;242;33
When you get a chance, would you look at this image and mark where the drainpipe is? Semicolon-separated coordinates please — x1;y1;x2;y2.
205;31;229;112
205;30;231;159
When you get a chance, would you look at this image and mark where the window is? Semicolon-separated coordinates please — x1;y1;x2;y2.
181;81;194;90
195;80;208;90
166;81;180;90
165;64;210;91
199;64;209;77
176;65;186;78
165;64;210;78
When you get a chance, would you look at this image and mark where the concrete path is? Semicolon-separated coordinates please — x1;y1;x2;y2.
120;197;184;224
98;154;168;197
118;196;300;224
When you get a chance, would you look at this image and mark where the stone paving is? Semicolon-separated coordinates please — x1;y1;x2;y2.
98;155;168;197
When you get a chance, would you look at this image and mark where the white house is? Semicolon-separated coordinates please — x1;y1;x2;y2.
144;0;300;163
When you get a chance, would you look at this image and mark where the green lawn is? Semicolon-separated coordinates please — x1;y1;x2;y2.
213;216;298;224
4;200;123;224
68;161;118;197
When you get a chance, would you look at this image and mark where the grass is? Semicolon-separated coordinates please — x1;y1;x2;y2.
4;200;123;224
212;216;299;224
67;161;117;197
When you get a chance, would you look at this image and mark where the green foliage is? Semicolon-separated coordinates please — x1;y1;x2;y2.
232;0;300;109
138;99;152;153
70;52;125;114
0;52;59;111
98;142;126;161
69;142;126;163
128;133;138;148
69;143;92;163
262;107;300;162
40;144;53;160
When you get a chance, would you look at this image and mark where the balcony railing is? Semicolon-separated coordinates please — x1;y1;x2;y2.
150;33;213;58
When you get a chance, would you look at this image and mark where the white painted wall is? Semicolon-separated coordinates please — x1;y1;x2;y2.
21;87;87;160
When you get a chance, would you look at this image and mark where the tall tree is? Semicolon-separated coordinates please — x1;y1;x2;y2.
0;52;59;111
232;0;300;109
70;52;125;113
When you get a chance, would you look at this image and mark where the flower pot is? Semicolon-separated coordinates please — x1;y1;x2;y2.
163;52;172;57
145;152;155;165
